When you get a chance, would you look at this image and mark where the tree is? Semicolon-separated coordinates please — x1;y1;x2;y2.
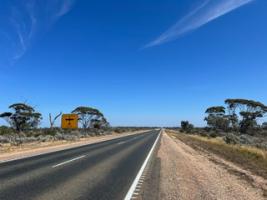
181;121;194;133
91;117;110;129
71;106;106;129
262;122;267;130
224;99;239;130
225;99;267;133
0;103;42;132
204;106;229;131
49;112;62;128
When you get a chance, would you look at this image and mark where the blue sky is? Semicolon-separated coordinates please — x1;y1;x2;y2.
0;0;267;127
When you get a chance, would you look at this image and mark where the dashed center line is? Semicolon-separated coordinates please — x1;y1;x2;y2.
117;136;139;145
117;141;126;145
52;136;141;167
52;155;86;168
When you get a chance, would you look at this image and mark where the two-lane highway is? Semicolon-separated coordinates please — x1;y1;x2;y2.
0;130;160;200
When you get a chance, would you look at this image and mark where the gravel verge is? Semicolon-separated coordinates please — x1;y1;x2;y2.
157;131;265;200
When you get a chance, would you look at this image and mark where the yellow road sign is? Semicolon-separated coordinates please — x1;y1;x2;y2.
61;114;78;129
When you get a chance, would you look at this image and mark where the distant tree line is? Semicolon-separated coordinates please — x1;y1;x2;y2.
204;99;267;134
180;98;267;135
0;103;109;132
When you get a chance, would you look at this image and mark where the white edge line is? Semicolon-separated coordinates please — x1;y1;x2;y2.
0;130;152;164
124;130;161;200
117;141;126;145
52;155;86;168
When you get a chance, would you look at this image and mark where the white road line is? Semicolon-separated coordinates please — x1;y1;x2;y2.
124;130;161;200
52;155;86;168
117;136;140;145
117;141;126;145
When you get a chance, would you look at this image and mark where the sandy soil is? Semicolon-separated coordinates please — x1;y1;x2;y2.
0;130;147;163
158;132;265;200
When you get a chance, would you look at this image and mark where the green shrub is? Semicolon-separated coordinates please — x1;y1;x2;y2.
0;126;14;135
180;121;194;133
199;131;208;137
209;132;218;138
224;133;239;144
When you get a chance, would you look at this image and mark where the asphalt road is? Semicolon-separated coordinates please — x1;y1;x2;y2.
0;130;160;200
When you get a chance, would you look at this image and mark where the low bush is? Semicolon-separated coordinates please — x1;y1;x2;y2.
41;128;58;136
36;135;53;142
0;126;150;145
0;135;10;143
209;132;218;138
0;126;14;135
180;121;194;133
199;131;208;137
224;133;240;145
170;131;267;179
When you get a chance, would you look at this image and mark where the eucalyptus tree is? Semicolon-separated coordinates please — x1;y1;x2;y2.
91;117;110;129
0;103;42;132
72;106;106;129
204;106;229;131
225;99;267;133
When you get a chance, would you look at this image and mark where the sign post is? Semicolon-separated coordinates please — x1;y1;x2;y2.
61;114;78;129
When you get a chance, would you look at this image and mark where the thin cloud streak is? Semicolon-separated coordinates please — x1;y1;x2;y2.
145;0;254;48
55;0;76;18
0;0;76;66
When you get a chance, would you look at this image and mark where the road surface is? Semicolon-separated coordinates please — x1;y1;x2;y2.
0;130;160;200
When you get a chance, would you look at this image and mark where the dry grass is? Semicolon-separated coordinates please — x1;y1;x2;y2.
167;130;267;180
190;135;266;160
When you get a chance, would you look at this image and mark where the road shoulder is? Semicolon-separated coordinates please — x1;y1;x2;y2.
139;134;161;200
156;131;265;200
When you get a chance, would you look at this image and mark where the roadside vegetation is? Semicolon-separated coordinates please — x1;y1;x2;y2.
178;98;267;150
169;98;267;188
0;102;149;146
169;131;267;179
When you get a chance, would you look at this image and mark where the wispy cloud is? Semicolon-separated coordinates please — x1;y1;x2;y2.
55;0;76;18
0;0;76;66
145;0;254;48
